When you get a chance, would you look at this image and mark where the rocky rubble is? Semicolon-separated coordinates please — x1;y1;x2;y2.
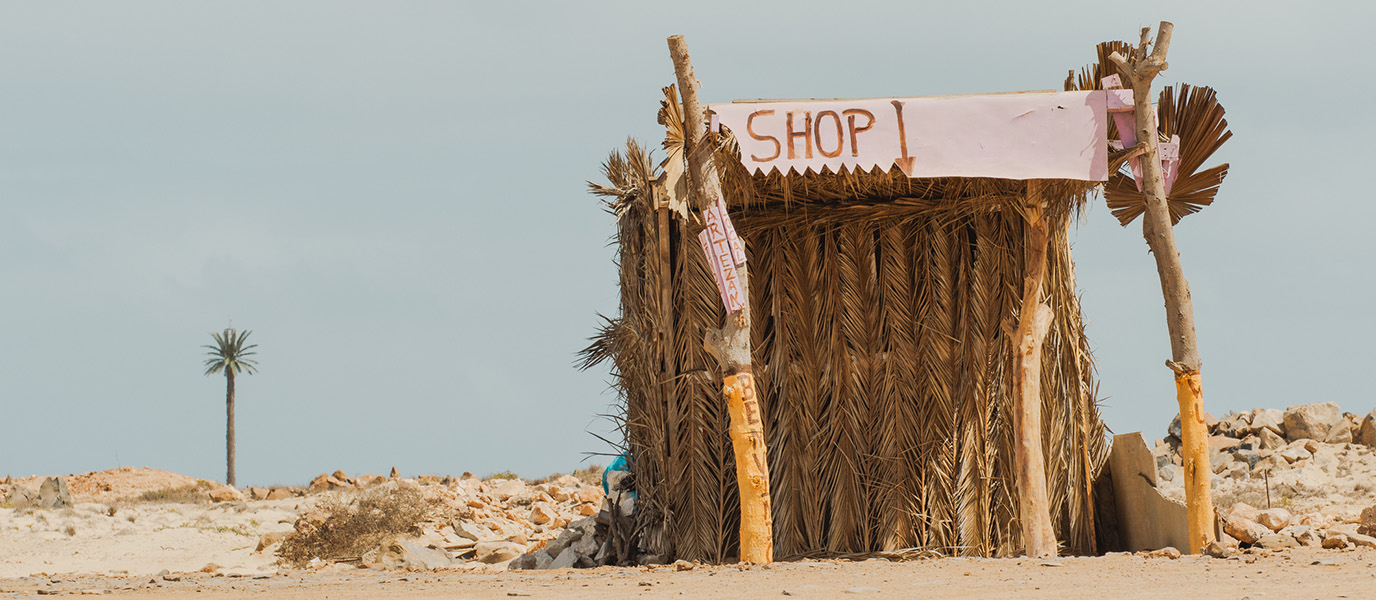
507;468;638;570
1154;401;1376;552
278;471;606;572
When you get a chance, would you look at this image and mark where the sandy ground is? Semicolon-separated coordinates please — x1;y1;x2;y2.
1;548;1373;599
0;500;302;578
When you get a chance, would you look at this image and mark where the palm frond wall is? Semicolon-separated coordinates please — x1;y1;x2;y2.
584;107;1112;561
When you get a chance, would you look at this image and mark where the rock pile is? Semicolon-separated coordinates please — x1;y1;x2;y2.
507;466;637;570
1153;401;1376;551
278;472;606;571
2;476;71;509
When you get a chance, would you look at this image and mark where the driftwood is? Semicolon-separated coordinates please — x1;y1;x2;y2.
1011;181;1058;558
1107;21;1215;554
667;34;774;564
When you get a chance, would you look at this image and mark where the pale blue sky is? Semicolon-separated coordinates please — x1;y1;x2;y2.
3;1;1371;486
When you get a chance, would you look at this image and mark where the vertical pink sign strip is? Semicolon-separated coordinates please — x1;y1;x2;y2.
698;229;746;313
714;197;747;266
1159;135;1181;196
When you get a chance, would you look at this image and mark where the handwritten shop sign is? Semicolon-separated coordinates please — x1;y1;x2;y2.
711;90;1115;181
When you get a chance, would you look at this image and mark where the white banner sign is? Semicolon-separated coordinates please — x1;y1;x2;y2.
711;90;1113;181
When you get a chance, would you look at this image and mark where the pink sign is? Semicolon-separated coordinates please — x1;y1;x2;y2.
711;90;1111;181
704;197;747;266
700;196;747;313
699;229;745;313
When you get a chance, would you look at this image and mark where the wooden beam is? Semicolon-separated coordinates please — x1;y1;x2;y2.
1108;21;1215;554
667;34;774;565
1012;180;1058;558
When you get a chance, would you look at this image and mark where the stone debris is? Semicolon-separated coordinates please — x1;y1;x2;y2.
1156;400;1376;554
508;466;637;570
361;538;455;571
265;470;608;572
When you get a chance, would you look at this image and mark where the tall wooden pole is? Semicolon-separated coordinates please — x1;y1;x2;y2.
1108;21;1215;554
667;34;774;564
1012;181;1058;558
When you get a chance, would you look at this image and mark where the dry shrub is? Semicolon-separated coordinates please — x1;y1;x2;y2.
133;481;214;504
572;465;604;487
278;486;433;567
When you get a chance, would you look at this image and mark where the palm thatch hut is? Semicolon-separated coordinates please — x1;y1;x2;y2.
583;87;1112;562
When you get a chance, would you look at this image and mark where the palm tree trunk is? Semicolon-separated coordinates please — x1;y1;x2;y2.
226;370;236;487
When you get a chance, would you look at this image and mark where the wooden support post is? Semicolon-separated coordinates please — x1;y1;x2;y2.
1012;180;1058;558
1108;21;1215;554
667;34;774;564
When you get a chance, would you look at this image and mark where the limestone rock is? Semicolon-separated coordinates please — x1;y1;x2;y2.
1348;532;1376;549
1203;541;1230;558
1256;508;1291;532
474;541;524;564
1358;505;1376;537
1228;502;1261;522
549;546;578;569
1250;409;1285;437
265;488;294;501
1167;414;1182;439
507;553;537;571
543;527;580;558
38;477;71;509
574;488;603;504
1322;533;1350;549
1209;435;1239;453
1256;534;1298;550
1279;446;1312;464
1294;527;1322;546
534;549;554;569
452;520;491;542
1210;452;1233;474
1358;412;1376;448
572;531;600;556
1232;448;1262;469
247;487;268;500
3;485;36;507
1223;516;1269;545
1258;427;1285;451
529;503;555;525
207;486;244;503
1146;546;1182;559
1324;422;1353;444
357;474;386;487
1282;402;1341;441
492;479;529;501
364;538;454;571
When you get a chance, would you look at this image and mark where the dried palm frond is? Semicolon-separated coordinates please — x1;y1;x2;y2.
1104;84;1232;225
1067;42;1232;226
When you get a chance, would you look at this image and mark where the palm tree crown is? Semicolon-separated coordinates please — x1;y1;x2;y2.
204;328;259;377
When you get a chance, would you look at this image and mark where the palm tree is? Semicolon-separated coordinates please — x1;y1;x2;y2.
204;328;258;487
